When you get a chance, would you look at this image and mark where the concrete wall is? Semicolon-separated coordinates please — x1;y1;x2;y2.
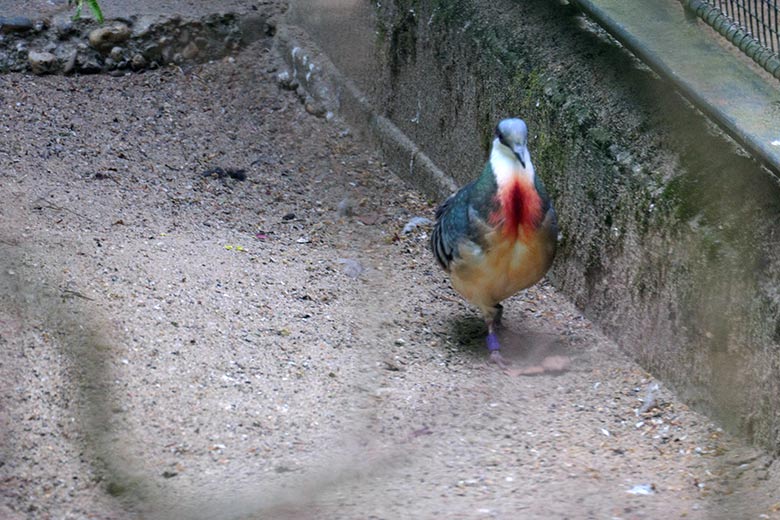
285;0;780;453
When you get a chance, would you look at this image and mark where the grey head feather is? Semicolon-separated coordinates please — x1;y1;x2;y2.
495;118;530;169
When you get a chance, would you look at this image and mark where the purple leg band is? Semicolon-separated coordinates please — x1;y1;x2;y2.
486;333;500;352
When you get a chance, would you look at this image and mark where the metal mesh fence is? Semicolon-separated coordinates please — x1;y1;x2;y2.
683;0;780;79
714;0;780;53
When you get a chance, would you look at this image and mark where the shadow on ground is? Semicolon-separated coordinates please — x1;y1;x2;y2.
448;312;574;376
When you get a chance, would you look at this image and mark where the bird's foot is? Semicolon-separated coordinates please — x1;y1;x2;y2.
489;349;511;370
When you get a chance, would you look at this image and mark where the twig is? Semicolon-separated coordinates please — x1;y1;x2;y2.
62;288;95;301
32;196;94;223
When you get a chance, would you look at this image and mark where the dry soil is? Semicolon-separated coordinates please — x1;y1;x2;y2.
1;2;779;519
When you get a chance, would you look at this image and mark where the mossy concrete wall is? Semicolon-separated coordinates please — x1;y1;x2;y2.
287;0;780;453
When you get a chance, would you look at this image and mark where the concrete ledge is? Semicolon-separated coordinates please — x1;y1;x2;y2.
568;0;780;177
274;24;458;199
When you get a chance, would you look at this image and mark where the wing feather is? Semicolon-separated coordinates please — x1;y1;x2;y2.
431;174;496;271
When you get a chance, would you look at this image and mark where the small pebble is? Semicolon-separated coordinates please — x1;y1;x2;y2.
627;483;656;495
402;216;432;234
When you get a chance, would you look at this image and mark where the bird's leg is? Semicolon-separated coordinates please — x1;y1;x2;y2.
493;303;504;329
486;317;510;369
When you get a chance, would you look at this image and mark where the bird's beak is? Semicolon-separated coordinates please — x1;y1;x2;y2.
512;144;527;169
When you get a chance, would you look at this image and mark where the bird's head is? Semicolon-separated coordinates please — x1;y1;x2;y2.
493;118;531;171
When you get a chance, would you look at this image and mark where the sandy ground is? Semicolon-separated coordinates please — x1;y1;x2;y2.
1;3;780;519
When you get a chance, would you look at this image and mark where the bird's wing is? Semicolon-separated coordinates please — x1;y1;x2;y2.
431;180;495;271
533;173;559;236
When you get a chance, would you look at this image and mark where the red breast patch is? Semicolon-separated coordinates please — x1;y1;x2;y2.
490;178;542;239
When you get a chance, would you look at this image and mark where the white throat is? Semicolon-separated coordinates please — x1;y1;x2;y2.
489;138;535;188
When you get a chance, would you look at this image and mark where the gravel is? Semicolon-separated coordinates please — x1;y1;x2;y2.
1;3;779;518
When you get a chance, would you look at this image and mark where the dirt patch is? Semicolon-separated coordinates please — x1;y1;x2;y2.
1;7;780;519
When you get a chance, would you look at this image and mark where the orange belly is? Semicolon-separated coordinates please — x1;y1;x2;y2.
449;226;554;314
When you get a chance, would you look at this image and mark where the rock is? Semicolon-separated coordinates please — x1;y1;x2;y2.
130;53;147;70
224;34;241;50
131;16;156;38
304;96;326;118
28;51;57;75
109;46;124;61
88;24;131;50
63;50;78;74
0;16;34;34
76;52;103;73
276;70;298;90
402;216;433;235
161;46;174;64
54;20;75;39
626;483;656;495
141;43;160;62
181;41;199;60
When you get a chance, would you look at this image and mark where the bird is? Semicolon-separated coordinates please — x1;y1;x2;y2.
431;118;558;368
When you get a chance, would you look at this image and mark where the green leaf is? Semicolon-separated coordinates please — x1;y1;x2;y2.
86;0;105;23
71;0;83;21
69;0;105;23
